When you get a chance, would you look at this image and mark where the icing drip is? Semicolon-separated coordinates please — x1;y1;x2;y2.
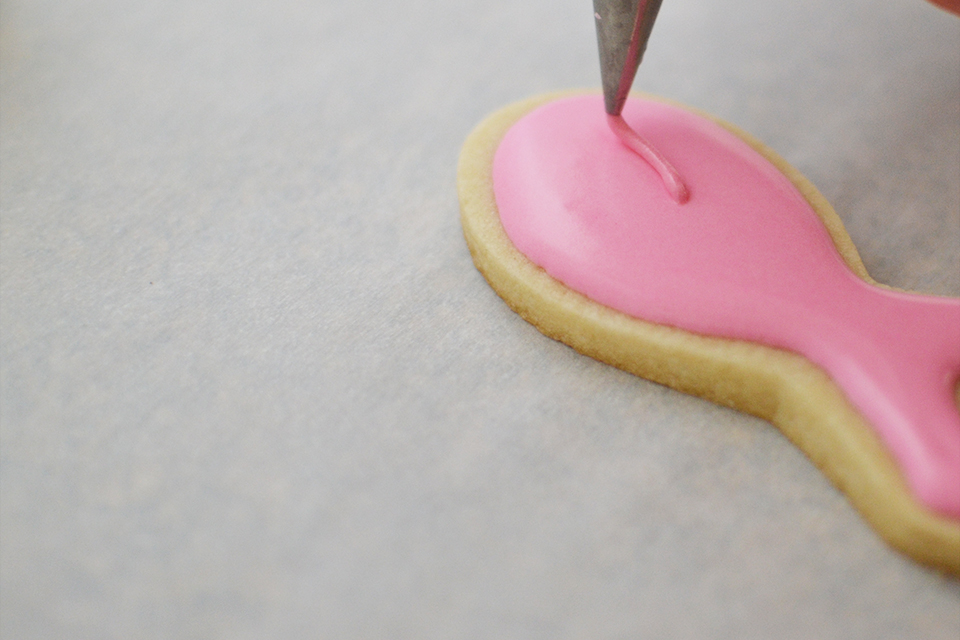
492;95;960;518
607;114;689;203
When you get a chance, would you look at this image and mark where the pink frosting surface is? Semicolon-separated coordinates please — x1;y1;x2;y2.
492;95;960;518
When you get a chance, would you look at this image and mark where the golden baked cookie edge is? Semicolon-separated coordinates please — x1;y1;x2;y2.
456;91;960;575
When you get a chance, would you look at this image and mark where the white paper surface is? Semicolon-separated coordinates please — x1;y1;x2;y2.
2;0;958;638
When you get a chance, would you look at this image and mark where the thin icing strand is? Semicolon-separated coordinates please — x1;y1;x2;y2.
607;113;690;204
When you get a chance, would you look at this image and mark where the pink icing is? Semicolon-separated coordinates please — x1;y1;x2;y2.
492;95;960;518
607;114;689;204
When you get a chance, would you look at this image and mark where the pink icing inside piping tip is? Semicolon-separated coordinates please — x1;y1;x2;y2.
492;95;960;518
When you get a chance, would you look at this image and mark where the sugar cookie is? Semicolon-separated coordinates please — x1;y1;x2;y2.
457;92;960;574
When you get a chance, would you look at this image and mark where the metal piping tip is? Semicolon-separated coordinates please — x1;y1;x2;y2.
593;0;664;115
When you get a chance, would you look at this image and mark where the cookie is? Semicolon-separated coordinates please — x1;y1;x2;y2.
457;91;960;574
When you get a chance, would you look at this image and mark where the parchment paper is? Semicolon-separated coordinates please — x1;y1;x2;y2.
2;1;958;638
